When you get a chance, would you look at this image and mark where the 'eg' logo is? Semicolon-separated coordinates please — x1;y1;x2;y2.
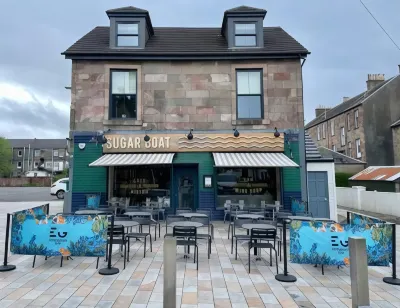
331;236;348;247
50;227;68;238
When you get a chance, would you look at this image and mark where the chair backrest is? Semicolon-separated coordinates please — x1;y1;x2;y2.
195;209;211;219
176;209;192;215
191;216;210;227
108;225;124;238
250;228;276;241
233;218;253;229
173;226;197;239
166;215;185;226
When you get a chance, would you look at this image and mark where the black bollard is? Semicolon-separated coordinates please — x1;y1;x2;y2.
383;224;400;285
0;213;16;272
99;215;119;275
275;218;296;282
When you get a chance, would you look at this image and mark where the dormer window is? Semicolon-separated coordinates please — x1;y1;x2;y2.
117;23;139;47
235;23;256;47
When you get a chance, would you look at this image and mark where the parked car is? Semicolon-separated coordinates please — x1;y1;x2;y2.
51;178;69;199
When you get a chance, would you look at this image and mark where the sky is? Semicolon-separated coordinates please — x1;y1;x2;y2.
0;0;399;138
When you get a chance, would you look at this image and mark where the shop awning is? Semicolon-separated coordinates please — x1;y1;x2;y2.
89;153;175;167
212;153;299;168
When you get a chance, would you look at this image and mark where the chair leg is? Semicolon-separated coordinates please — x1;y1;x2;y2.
208;238;210;259
150;235;153;252
274;248;279;275
60;256;63;267
248;245;251;273
235;238;238;260
159;224;161;238
96;257;99;269
193;246;196;264
231;234;234;254
196;246;199;270
154;225;156;241
270;248;272;266
144;237;147;258
127;238;130;262
279;242;282;261
32;255;36;268
124;244;126;270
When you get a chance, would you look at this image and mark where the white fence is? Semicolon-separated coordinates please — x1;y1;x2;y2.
337;186;400;217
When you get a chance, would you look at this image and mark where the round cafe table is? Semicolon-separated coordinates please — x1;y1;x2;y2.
124;212;152;217
178;213;208;219
168;221;203;228
236;214;264;220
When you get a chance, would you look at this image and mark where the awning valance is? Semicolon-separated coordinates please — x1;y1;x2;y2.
89;153;175;167
212;153;299;168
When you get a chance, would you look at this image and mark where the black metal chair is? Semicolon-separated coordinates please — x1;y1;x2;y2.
164;215;185;237
227;205;246;239
255;219;282;259
130;214;160;241
173;226;199;270
106;224;128;270
191;217;211;259
195;209;214;239
231;219;253;259
248;228;278;274
126;231;152;259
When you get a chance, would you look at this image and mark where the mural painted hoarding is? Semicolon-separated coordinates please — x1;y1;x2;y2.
11;210;108;257
290;221;392;266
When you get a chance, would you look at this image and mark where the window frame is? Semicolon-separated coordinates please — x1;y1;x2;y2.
331;120;335;136
116;22;139;47
234;22;257;47
45;162;52;169
109;69;138;120
34;162;39;168
348;141;352;157
347;113;351;131
332;145;336;152
17;161;22;169
322;123;326;139
317;126;321;141
34;150;40;157
340;127;345;146
17;150;22;157
53;150;59;157
356;139;362;158
354;109;359;129
235;69;264;120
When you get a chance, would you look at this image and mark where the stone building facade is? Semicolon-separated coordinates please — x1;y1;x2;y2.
71;60;303;132
306;72;400;167
63;5;310;214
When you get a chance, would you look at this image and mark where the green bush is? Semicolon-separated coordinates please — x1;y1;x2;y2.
335;173;354;187
54;169;69;182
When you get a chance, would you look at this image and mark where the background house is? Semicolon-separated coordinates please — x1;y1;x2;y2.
305;69;400;166
8;139;68;177
349;166;400;192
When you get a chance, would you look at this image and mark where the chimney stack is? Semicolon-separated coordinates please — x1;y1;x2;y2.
315;106;331;118
366;74;385;91
343;97;350;102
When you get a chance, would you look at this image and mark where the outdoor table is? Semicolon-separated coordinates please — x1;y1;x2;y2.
75;210;110;215
242;223;277;259
265;204;280;220
114;220;140;228
236;214;264;220
168;221;203;228
178;213;208;219
124;212;152;217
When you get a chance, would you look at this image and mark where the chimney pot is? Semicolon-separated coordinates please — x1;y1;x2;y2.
343;96;350;102
366;74;385;91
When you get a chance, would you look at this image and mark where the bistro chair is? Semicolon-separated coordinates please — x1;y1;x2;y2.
130;214;160;241
105;224;128;270
176;208;192;215
164;215;185;237
196;209;214;239
231;218;253;259
256;219;281;259
248;228;278;274
126;230;152;259
173;226;199;270
228;205;246;239
249;207;265;216
191;216;211;258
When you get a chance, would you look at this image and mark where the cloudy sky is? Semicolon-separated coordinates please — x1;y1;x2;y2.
0;0;399;138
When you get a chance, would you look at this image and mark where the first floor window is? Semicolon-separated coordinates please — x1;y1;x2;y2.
53;162;59;171
348;141;352;157
111;70;137;119
356;139;362;158
331;120;335;136
341;127;345;146
45;162;52;169
322;123;326;139
317;126;321;140
34;150;40;157
347;113;351;130
17;162;22;169
17;150;22;157
354;109;359;128
236;70;263;119
53;150;59;157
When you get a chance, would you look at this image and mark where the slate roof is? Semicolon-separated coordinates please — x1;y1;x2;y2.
63;26;309;59
350;166;400;181
106;6;148;14
317;146;366;165
305;76;399;129
225;6;267;14
8;139;67;149
391;118;400;128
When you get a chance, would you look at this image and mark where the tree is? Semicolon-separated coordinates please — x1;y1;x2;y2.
0;137;13;177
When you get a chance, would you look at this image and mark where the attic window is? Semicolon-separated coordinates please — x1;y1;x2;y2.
234;23;256;47
117;23;139;47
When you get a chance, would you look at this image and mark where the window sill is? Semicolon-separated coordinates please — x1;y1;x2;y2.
103;119;143;126
232;119;269;125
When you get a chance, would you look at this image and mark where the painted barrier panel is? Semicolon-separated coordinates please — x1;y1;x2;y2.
349;211;386;225
11;213;108;257
291;198;305;214
290;221;392;266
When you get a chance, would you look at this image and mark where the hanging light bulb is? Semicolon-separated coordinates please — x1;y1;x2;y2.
187;128;194;140
274;127;280;138
233;127;240;138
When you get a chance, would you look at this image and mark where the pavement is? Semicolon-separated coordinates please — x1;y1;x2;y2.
0;187;58;202
0;202;399;307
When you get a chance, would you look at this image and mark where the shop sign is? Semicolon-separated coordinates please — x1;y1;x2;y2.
290;221;392;266
11;212;108;257
104;132;283;153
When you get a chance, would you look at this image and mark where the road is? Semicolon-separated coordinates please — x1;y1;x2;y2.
0;187;59;202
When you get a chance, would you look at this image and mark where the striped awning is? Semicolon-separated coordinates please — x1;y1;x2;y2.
89;153;175;167
212;153;298;168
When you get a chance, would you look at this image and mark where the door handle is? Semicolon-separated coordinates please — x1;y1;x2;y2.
324;198;327;201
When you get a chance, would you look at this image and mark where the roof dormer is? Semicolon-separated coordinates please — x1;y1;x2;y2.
221;6;267;49
106;6;154;49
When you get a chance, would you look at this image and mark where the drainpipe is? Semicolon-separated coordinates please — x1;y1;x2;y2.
300;55;309;206
27;144;30;173
22;147;25;173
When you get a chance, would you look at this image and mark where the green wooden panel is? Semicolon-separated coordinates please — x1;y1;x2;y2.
72;144;107;193
173;153;214;191
283;141;301;191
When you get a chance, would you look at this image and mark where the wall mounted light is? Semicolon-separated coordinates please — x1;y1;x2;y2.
274;127;280;138
233;127;240;138
89;131;108;145
187;129;194;140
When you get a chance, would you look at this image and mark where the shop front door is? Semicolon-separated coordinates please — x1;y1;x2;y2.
172;165;198;212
